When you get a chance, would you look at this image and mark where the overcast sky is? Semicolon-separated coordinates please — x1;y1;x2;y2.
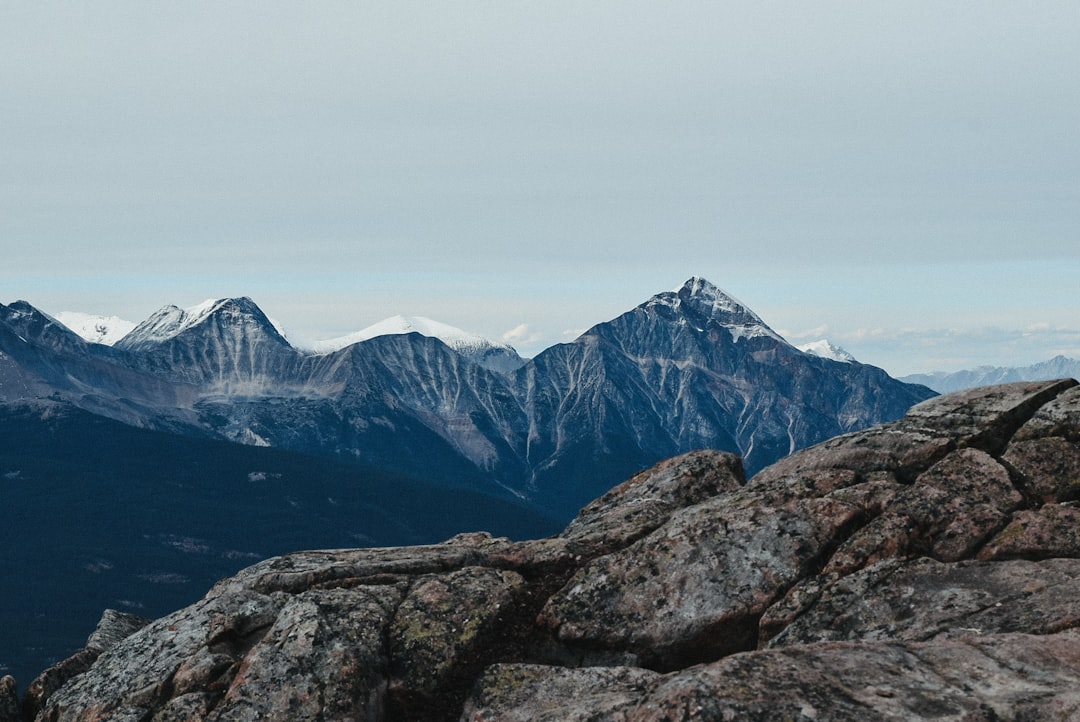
1;2;1077;375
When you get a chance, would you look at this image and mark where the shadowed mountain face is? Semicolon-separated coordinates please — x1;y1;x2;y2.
1;278;934;518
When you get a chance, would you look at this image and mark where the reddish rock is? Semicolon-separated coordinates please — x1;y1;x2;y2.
1004;436;1080;503
978;504;1080;561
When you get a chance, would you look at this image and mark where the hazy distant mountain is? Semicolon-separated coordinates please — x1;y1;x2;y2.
900;355;1080;394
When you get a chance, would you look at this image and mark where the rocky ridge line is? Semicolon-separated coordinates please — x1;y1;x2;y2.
6;379;1080;721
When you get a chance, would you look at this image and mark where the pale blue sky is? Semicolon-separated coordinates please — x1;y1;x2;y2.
1;2;1077;375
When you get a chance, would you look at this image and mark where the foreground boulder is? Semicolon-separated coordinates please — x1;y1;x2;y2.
20;379;1080;721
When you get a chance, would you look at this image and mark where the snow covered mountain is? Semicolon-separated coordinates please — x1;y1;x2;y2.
797;339;856;363
310;315;526;373
114;298;299;394
53;312;136;346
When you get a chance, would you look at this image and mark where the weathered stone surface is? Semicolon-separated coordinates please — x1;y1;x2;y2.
1012;384;1080;442
20;609;149;721
209;586;399;721
823;447;1022;574
461;664;660;722
558;449;744;557
1004;436;1080;503
389;567;526;718
538;494;866;670
768;557;1080;647
25;379;1080;721
753;379;1077;485
978;504;1080;561
901;378;1077;453
465;631;1080;721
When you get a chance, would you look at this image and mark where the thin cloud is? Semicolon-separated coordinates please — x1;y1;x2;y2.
502;323;543;346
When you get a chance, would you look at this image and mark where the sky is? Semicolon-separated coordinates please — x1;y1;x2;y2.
1;2;1077;377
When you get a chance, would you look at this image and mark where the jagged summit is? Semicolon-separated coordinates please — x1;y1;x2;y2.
638;276;785;343
116;297;288;352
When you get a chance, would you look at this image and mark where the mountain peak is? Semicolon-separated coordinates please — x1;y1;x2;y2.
1;300;89;353
641;277;785;343
116;297;287;351
674;276;756;319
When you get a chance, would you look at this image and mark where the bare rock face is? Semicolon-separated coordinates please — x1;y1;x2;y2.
0;677;19;722
463;632;1080;721
22;379;1080;721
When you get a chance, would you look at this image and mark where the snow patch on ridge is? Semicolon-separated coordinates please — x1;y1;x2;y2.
309;315;513;356
54;312;137;346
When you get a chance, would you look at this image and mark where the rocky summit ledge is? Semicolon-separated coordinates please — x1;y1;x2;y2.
6;379;1080;721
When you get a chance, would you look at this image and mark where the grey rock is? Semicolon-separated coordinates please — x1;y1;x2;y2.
538;493;866;670
1004;435;1080;503
20;609;149;720
463;632;1080;721
557;448;745;557
768;557;1080;646
388;567;526;718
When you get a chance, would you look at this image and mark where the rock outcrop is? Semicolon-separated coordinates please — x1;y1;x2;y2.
18;379;1080;721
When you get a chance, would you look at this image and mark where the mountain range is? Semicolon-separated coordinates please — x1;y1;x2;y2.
2;277;935;516
1;277;935;681
900;355;1080;394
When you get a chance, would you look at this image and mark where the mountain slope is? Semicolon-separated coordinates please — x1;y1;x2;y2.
115;298;302;393
0;302;201;431
513;278;934;512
